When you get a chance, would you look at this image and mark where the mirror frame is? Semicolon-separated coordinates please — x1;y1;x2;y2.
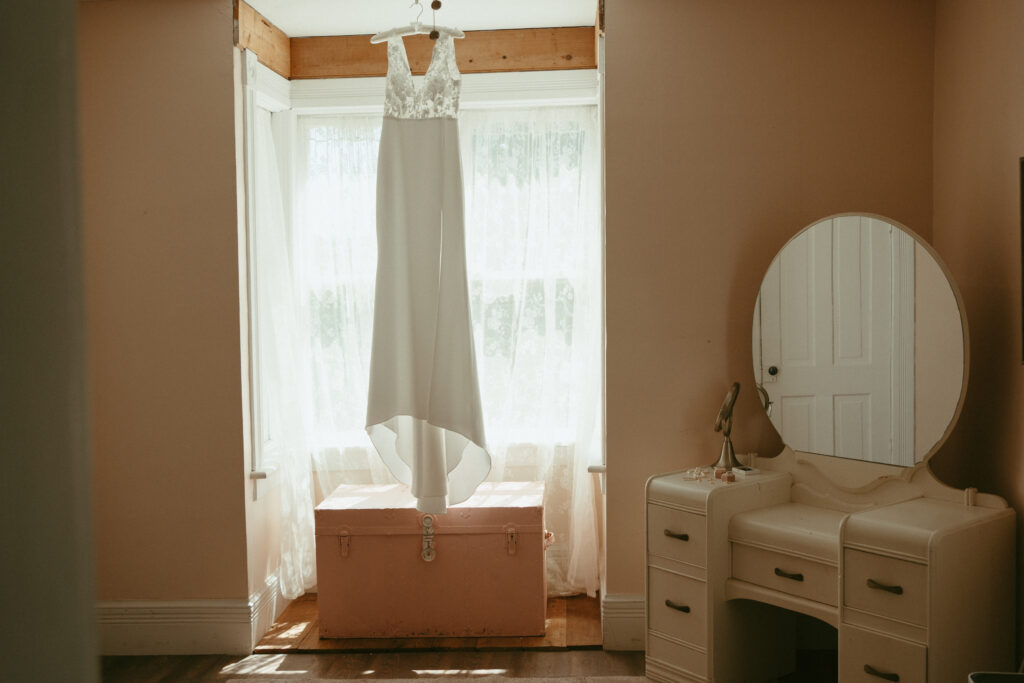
753;213;970;483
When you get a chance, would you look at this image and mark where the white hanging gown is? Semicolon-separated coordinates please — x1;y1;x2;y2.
366;35;491;513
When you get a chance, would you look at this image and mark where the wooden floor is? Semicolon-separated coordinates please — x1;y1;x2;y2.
256;594;603;652
102;650;645;681
100;649;843;682
100;593;836;681
99;649;841;682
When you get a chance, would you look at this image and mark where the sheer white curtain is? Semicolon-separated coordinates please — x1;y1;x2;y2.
292;106;602;596
461;107;602;596
293;115;397;493
251;107;317;599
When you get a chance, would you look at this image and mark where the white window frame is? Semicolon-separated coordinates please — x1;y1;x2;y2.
242;50;292;499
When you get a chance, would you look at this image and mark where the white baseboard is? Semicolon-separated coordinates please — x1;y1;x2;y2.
601;592;645;651
97;574;285;655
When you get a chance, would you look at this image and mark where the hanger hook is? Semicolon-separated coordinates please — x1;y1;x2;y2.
409;0;424;24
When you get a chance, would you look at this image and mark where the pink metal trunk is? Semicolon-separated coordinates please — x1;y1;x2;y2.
315;481;547;638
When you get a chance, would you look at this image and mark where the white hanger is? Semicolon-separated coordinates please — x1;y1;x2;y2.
370;0;465;44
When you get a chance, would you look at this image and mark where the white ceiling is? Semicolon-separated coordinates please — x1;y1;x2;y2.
246;0;598;38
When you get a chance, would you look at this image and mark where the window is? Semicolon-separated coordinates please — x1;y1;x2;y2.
295;106;601;447
242;52;295;485
245;61;603;595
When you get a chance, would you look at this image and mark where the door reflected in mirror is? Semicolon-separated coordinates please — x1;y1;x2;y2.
752;215;965;466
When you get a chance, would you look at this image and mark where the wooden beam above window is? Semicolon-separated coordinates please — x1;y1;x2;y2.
234;2;597;81
234;1;290;79
291;27;597;80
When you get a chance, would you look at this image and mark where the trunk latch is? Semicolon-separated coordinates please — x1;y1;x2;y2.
421;514;436;562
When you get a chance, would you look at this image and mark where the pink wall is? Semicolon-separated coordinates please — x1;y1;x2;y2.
604;0;936;596
79;0;249;601
931;0;1024;653
75;0;1024;654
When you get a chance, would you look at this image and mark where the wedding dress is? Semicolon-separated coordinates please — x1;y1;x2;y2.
366;35;491;513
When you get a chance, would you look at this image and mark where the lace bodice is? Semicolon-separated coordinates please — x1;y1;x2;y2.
384;35;461;120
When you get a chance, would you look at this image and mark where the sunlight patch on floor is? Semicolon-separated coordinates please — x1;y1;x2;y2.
220;654;309;676
413;669;509;676
275;623;309;640
261;620;311;642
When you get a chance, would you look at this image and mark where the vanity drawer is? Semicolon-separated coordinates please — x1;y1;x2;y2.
732;543;838;606
839;624;926;683
648;504;706;567
648;567;707;646
844;549;927;626
647;632;707;680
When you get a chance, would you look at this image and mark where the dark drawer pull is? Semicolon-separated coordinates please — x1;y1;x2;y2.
663;529;689;541
864;664;899;681
664;599;690;613
773;567;804;582
867;578;904;595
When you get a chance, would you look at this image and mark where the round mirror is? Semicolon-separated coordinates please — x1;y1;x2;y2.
752;214;967;467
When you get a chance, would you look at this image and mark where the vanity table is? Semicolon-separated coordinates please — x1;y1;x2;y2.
645;214;1016;683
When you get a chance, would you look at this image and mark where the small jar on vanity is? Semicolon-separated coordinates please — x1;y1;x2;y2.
644;214;1015;683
